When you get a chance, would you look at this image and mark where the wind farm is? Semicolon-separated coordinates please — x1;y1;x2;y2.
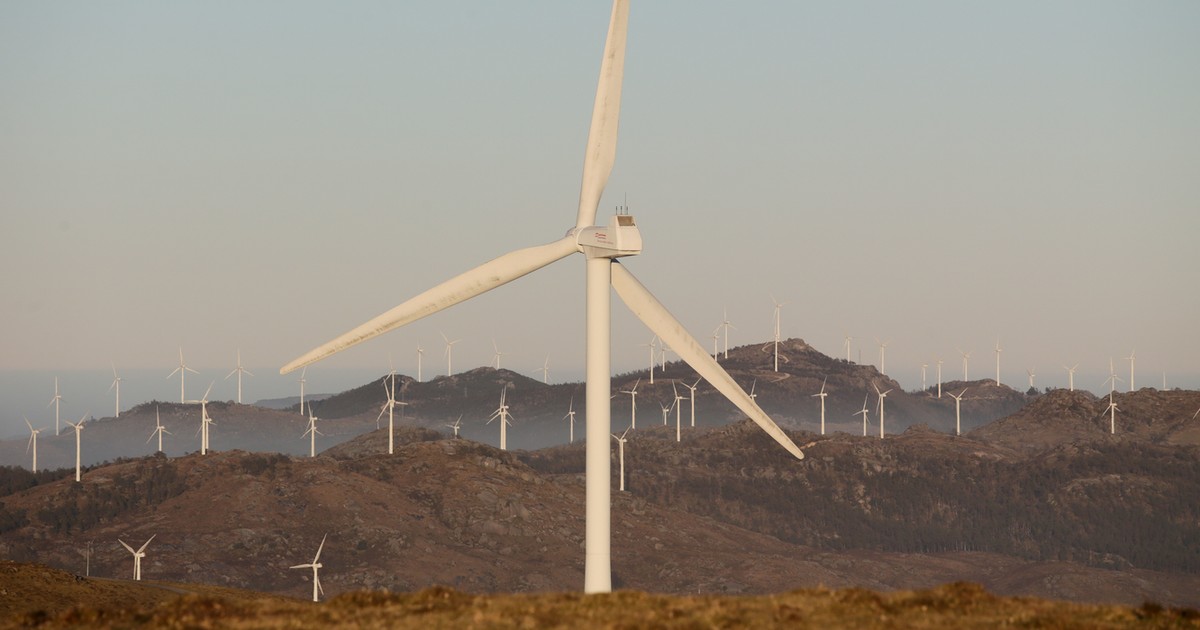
2;0;1198;626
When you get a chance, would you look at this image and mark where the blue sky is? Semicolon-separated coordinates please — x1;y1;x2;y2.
1;1;1198;434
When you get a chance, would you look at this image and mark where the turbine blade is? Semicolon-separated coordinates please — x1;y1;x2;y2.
611;262;804;460
138;534;155;553
313;534;326;562
281;236;577;374
575;0;630;230
119;539;135;554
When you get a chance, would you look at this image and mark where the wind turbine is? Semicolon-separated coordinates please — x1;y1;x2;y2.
1124;350;1136;391
640;336;657;383
24;418;45;472
225;349;254;404
710;326;720;360
416;345;425;382
441;332;461;377
487;386;513;451
109;362;122;417
844;333;853;362
1103;358;1124;394
378;374;406;455
446;415;463;438
873;383;892;439
297;367;308;415
993;339;1003;386
683;378;701;428
1026;368;1036;390
620;379;639;429
659;401;671;427
492;339;506;369
770;295;786;372
47;376;63;435
875;338;889;373
147;405;170;453
720;308;735;360
947;388;968;436
671;382;685;442
611;426;630;492
564;397;578;443
920;363;928;393
1064;363;1079;391
167;347;199;404
855;394;870;437
1104;391;1119;434
812;377;828;435
118;535;155;581
291;534;326;602
65;412;87;482
186;382;216;455
303;408;323;458
935;358;944;398
537;355;550;384
958;348;971;381
277;0;804;593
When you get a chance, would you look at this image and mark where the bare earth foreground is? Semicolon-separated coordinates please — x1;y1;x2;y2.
3;561;1198;629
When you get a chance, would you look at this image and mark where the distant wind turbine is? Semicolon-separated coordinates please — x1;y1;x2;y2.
936;358;943;398
721;308;735;360
770;295;786;372
947;388;968;436
564;397;578;444
812;377;828;435
672;382;686;442
47;376;63;435
873;383;892;439
640;336;657;384
1104;391;1119;434
683;378;701;428
875;338;890;374
297;367;308;415
147;405;170;453
109;362;122;418
378;373;407;454
25;418;45;472
537;355;550;384
187;383;216;455
225;349;254;404
487;386;514;451
492;339;506;369
1063;363;1079;391
441;332;461;377
1124;350;1136;392
446;415;463;438
1103;358;1123;394
291;534;326;602
612;426;630;492
619;379;639;429
920;363;927;393
1026;368;1036;390
844;333;853;362
66;412;87;482
659;401;671;426
303;408;323;458
118;535;155;581
958;349;971;381
994;339;1003;386
856;394;870;437
167;347;199;404
710;326;720;360
416;345;425;382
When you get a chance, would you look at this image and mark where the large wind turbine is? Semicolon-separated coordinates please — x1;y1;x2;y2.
109;363;122;418
291;534;326;602
167;348;199;404
303;408;323;458
619;378;639;429
487;386;514;451
225;349;254;404
1104;391;1119;434
278;0;804;594
47;377;63;435
812;377;828;435
612;426;630;492
119;535;155;581
25;419;45;472
564;397;578;444
147;405;170;453
873;383;892;439
948;388;967;436
378;374;406;455
66;413;87;482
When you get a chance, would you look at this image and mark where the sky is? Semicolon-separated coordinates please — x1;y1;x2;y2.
2;1;1198;440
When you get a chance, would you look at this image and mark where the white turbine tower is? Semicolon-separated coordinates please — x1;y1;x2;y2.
1124;350;1136;391
109;362;123;418
487;386;514;451
720;308;735;360
948;388;968;436
1105;391;1119;434
1027;368;1036;390
118;535;155;581
66;413;87;482
959;349;971;381
640;336;657;384
441;332;461;377
291;534;326;602
47;376;63;435
147;405;170;453
492;339;506;369
537;355;550;384
167;347;199;404
25;418;45;472
994;339;1003;386
659;401;671;426
277;0;804;593
612;426;630;492
812;377;828;435
186;382;216;455
620;378;639;429
446;415;463;438
856;394;870;437
671;382;685;442
770;295;786;372
297;367;308;416
378;374;406;455
303;408;323;458
936;358;944;398
416;345;425;383
1104;358;1124;394
225;349;254;404
875;338;890;374
710;326;720;360
1064;363;1079;391
564;397;578;443
683;378;701;428
873;383;892;439
920;363;928;393
844;334;853;363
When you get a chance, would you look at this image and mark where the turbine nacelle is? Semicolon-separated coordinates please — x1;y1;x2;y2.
574;214;642;259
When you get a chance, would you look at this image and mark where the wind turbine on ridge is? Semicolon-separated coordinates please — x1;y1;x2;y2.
720;308;735;360
1026;368;1036;390
118;535;155;581
537;355;550;384
855;394;870;437
47;376;63;435
65;412;87;482
416;345;424;382
1124;350;1136;392
619;379;639;429
683;378;701;428
873;383;892;439
958;348;971;381
147;405;170;453
225;349;254;404
492;339;506;369
303;408;323;457
640;336;657;384
993;339;1003;386
186;383;216;455
947;388;968;436
770;295;786;372
612;426;630;492
1103;358;1123;394
1063;363;1079;391
812;377;828;435
441;332;461;377
167;347;198;404
920;363;928;393
843;333;853;363
875;338;889;374
671;382;685;442
564;397;578;444
378;373;406;455
1104;391;1119;434
291;534;326;602
446;415;463;438
297;367;308;415
25;418;45;472
109;362;122;418
277;0;804;593
487;386;514;451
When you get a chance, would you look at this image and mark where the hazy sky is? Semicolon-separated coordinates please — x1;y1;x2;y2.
2;1;1198;427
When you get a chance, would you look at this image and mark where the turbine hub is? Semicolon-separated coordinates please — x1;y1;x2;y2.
577;214;642;259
